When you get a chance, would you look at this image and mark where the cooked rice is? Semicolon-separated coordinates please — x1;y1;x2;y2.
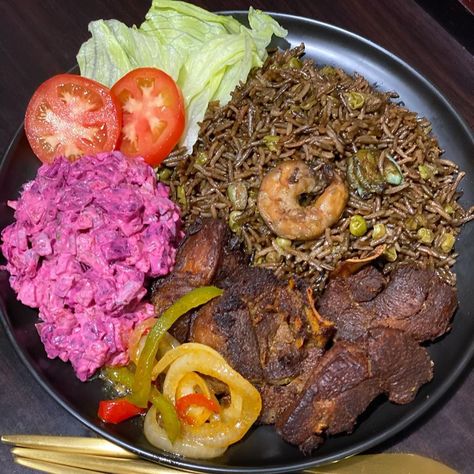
164;45;474;292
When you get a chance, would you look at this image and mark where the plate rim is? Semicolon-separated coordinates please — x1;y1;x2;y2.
1;10;473;474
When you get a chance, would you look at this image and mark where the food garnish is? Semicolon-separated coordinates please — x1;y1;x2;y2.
111;67;185;166
144;343;262;459
101;285;261;459
129;286;223;408
77;0;287;152
101;365;181;442
25;74;121;163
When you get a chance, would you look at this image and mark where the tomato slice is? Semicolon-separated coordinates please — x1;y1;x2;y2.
111;68;185;167
25;74;122;163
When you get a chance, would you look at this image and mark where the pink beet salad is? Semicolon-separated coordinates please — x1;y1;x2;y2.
1;152;182;381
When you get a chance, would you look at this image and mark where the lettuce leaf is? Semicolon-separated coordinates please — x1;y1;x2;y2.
77;0;287;153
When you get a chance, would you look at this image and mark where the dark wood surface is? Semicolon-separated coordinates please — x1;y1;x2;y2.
0;1;473;473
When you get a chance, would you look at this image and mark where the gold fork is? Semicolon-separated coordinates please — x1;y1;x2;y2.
1;435;458;474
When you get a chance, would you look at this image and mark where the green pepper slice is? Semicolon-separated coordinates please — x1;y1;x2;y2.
128;286;223;409
103;366;181;443
149;389;181;443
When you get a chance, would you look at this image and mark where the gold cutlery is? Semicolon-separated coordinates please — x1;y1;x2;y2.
2;434;458;474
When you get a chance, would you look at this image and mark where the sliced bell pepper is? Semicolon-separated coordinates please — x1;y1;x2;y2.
149;389;181;443
102;366;181;442
176;393;220;426
103;366;134;387
128;286;223;408
98;398;145;424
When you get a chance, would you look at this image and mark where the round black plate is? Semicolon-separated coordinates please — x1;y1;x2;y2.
1;12;473;474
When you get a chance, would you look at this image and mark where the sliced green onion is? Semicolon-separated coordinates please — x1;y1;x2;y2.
444;204;455;215
320;66;336;75
418;163;437;180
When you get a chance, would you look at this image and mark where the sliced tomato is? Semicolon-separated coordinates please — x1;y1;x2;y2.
25;74;122;163
111;68;185;167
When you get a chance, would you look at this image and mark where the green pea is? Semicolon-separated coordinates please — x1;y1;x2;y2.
417;227;434;244
157;167;172;182
372;223;386;240
345;92;365;110
405;217;418;231
263;135;279;152
227;182;248;210
228;211;242;233
418;164;431;180
407;214;428;231
383;246;398;262
266;251;282;263
444;204;455;215
418;163;437;180
275;237;292;249
176;185;186;207
320;66;336;75
195;152;208;166
288;57;302;69
440;233;455;253
349;215;368;237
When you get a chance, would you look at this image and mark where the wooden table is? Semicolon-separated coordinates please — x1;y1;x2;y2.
0;1;473;473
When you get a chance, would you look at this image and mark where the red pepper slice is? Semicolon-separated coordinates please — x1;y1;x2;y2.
98;398;146;424
175;393;220;426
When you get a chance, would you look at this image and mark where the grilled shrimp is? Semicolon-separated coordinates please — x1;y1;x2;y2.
257;160;349;240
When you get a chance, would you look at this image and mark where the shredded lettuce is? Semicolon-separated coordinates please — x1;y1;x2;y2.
77;0;287;153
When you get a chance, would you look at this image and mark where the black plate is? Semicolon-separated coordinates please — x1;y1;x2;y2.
1;12;473;474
